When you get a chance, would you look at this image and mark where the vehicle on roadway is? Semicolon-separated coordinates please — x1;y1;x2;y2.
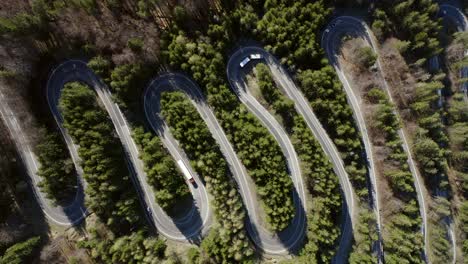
250;53;262;60
240;57;251;68
177;160;195;184
240;54;263;68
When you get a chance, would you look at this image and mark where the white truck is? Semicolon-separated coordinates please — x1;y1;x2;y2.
177;160;195;184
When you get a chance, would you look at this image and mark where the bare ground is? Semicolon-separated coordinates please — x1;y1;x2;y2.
339;38;406;228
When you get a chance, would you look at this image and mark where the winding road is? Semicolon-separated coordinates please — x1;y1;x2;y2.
322;16;387;263
0;88;87;226
227;54;309;255
146;73;304;254
438;3;466;263
228;47;356;262
328;15;432;262
440;3;468;102
47;60;211;242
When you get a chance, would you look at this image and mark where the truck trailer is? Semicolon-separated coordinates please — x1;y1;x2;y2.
177;160;195;184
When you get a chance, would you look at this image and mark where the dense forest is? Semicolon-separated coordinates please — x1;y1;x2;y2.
59;82;168;263
36;130;76;205
160;91;253;263
445;31;468;262
0;0;465;263
366;88;424;263
372;0;458;262
254;63;342;263
163;22;296;233
133;127;190;212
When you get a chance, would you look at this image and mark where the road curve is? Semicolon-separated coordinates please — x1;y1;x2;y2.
438;4;466;263
0;89;87;226
47;60;211;242
146;73;301;254
323;15;432;262
439;4;468;103
228;47;356;262
322;16;386;263
227;53;308;254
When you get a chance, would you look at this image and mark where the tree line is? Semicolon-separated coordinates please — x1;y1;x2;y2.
255;63;343;263
161;0;379;262
371;2;454;262
445;31;468;262
163;29;296;232
59;81;168;263
235;1;378;262
160;91;253;263
133;127;190;212
372;0;442;59
366;87;424;263
36;130;77;205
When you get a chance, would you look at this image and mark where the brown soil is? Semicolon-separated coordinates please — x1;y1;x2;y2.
339;37;415;228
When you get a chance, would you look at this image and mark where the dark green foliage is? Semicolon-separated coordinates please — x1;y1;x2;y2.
160;91;253;263
256;0;331;70
0;14;41;35
446;31;468;262
127;37;144;52
105;0;122;9
164;30;295;232
349;210;378;264
411;81;449;190
79;227;166;264
109;63;151;110
367;87;423;262
59;82;141;230
356;47;377;68
68;0;98;14
187;247;200;264
247;1;377;260
109;63;142;107
88;56;112;83
372;0;442;58
136;0;158;18
36;131;76;204
254;63;343;262
298;67;369;200
0;236;41;264
133;127;190;211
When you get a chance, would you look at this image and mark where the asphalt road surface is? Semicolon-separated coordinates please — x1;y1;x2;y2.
146;73;306;254
322;16;387;263
0;89;87;226
228;47;356;262
440;4;468;103
47;60;211;242
227;51;311;254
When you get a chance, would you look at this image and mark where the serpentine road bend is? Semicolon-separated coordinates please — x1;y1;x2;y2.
229;47;356;262
47;60;211;242
438;4;466;263
145;73;299;255
324;16;432;263
227;52;309;255
439;4;468;103
322;16;386;263
0;89;87;226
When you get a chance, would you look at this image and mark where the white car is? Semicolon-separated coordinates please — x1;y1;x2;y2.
250;54;262;60
240;57;251;68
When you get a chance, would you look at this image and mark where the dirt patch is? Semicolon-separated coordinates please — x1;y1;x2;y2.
339;37;417;229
